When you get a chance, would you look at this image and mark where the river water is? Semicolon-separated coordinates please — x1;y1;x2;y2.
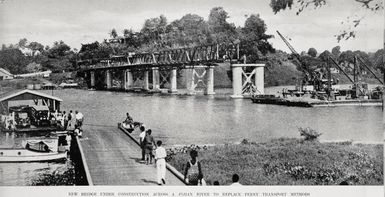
57;87;382;145
0;86;382;185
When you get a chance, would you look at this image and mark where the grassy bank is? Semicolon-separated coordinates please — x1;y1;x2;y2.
167;138;383;185
29;166;76;186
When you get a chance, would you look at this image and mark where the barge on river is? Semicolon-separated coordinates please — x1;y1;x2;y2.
251;93;382;107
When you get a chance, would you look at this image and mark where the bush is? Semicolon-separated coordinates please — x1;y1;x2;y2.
299;127;322;141
30;167;75;186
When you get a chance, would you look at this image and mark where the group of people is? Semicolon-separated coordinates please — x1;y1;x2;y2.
137;125;205;186
138;125;168;185
136;124;242;186
61;110;84;135
129;113;240;186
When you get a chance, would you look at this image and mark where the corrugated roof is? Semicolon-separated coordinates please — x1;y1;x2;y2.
0;89;63;102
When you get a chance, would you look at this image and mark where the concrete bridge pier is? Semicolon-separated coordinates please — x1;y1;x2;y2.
106;70;112;89
255;66;265;95
231;64;265;98
169;68;177;93
231;65;243;98
152;67;160;91
185;67;195;95
90;71;95;88
124;69;133;90
143;70;149;90
205;66;215;95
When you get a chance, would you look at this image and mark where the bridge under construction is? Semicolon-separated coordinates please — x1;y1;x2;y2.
78;44;266;98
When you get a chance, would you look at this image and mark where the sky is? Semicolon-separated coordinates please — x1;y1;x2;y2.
0;0;383;53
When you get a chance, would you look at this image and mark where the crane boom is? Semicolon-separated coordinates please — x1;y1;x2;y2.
276;31;299;55
328;56;355;84
357;56;384;85
276;30;312;79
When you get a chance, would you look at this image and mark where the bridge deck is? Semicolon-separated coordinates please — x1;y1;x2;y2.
79;125;184;185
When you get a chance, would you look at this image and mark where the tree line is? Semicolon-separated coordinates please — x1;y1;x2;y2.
0;6;382;86
79;7;275;64
0;39;77;74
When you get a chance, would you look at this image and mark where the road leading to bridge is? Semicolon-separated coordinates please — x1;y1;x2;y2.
78;125;185;185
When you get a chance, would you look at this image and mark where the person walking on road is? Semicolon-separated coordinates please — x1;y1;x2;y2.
183;150;203;185
144;129;155;165
75;111;84;129
155;140;167;185
67;110;76;130
139;126;146;161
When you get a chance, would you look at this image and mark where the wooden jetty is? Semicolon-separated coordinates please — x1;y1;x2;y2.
78;124;185;185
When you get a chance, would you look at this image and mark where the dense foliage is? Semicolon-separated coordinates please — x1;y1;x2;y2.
0;40;77;74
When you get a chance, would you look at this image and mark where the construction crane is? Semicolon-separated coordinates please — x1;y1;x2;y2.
328;56;355;84
356;56;384;85
276;30;315;88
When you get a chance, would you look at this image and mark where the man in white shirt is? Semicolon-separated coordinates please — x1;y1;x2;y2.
139;126;146;160
155;140;167;185
75;111;84;127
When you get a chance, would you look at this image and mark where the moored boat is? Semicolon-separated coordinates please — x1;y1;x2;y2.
0;134;69;162
0;148;67;162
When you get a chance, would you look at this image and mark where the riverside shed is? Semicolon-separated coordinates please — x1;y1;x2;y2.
0;89;62;114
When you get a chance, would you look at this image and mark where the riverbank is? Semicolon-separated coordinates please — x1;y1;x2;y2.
167;138;383;185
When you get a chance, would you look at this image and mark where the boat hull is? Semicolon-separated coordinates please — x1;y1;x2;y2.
0;149;67;163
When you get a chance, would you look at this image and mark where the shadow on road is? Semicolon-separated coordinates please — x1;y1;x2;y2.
141;179;159;185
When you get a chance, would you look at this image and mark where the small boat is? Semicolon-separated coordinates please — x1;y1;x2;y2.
119;121;142;133
0;148;67;162
0;136;67;163
25;141;51;152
